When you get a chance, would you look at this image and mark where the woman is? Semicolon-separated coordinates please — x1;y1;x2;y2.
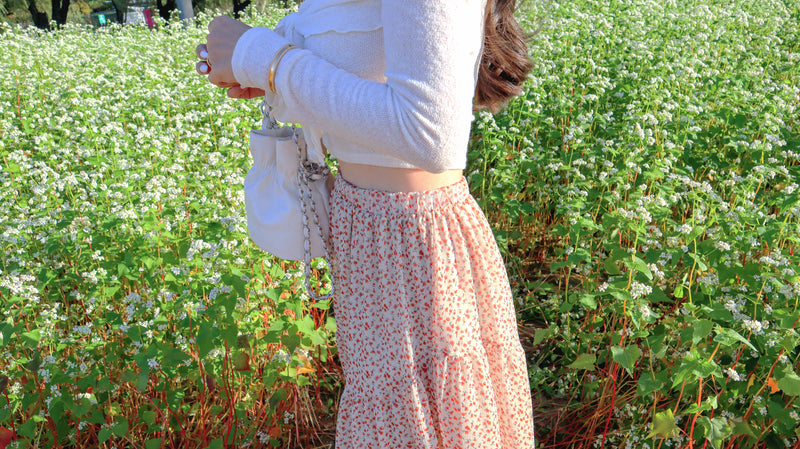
197;0;535;446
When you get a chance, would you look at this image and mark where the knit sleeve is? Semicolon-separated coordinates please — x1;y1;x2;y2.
231;0;485;173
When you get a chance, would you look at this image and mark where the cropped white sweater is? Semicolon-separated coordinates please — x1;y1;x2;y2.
231;0;486;173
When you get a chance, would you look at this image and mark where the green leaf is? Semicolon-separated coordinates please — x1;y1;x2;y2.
117;263;131;277
220;325;239;348
692;359;722;380
692;319;713;345
697;416;731;449
0;323;15;348
768;398;795;435
611;345;641;375
566;353;596;371
731;419;756;438
281;327;301;354
608;289;632;302
313;299;331;310
324;317;337;333
296;315;325;346
98;427;112;444
579;294;597;310
647;286;670;304
781;333;799;352
623;256;653;280
24;353;42;373
713;327;757;353
21;329;41;345
648;409;680;439
638;371;668;397
145;438;164;449
673;285;684;299
604;257;621;275
17;418;36;439
777;371;800;396
687;252;708;271
136;370;149;391
141;411;157;425
161;346;190;367
567;248;591;265
195;322;219;358
534;328;555;346
112;419;129;437
204;439;224;449
38;268;59;287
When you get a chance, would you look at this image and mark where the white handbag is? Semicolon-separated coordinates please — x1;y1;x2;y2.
243;99;333;299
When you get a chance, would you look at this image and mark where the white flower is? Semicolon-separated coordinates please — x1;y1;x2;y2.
630;281;652;299
725;367;741;382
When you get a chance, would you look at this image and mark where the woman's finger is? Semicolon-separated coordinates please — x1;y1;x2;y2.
196;61;210;75
196;44;209;60
226;86;245;98
227;86;266;99
208;15;234;32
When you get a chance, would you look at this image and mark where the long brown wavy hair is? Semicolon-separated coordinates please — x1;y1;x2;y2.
475;0;533;112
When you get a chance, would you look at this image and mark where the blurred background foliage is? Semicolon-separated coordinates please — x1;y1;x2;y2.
0;0;296;28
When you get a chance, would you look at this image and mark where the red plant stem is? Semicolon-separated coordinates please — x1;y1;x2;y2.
600;362;618;448
295;384;302;445
730;346;745;372
223;349;233;447
686;377;703;449
144;389;185;447
222;346;239;447
767;349;785;379
3;391;16;440
315;346;323;409
159;369;189;444
30;371;59;445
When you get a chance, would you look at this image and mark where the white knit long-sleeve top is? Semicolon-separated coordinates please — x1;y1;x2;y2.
232;0;486;174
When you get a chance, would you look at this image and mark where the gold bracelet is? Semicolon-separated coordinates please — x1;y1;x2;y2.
268;44;298;94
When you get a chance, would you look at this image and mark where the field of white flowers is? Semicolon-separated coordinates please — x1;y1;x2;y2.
1;0;799;447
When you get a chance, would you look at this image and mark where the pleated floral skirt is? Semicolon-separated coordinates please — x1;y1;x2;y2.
328;175;535;449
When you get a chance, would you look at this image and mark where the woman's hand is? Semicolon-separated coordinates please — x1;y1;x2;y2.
197;16;266;99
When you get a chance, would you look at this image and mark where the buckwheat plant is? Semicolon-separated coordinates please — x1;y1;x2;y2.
470;0;799;447
1;9;337;449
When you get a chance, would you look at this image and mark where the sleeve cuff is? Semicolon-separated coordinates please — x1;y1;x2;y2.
231;27;292;90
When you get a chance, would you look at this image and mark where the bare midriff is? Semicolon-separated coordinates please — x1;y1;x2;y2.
338;161;463;193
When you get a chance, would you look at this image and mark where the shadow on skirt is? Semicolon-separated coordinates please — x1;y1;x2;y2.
329;175;535;449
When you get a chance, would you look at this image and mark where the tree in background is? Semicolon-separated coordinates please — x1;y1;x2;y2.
27;0;51;28
2;0;75;28
231;0;247;18
50;0;70;24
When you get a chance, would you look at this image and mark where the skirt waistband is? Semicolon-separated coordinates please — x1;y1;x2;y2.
333;174;472;216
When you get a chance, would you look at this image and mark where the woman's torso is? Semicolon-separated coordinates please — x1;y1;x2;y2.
280;0;466;192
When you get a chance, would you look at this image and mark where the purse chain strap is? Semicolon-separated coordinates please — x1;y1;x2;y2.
260;98;334;302
292;126;335;302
